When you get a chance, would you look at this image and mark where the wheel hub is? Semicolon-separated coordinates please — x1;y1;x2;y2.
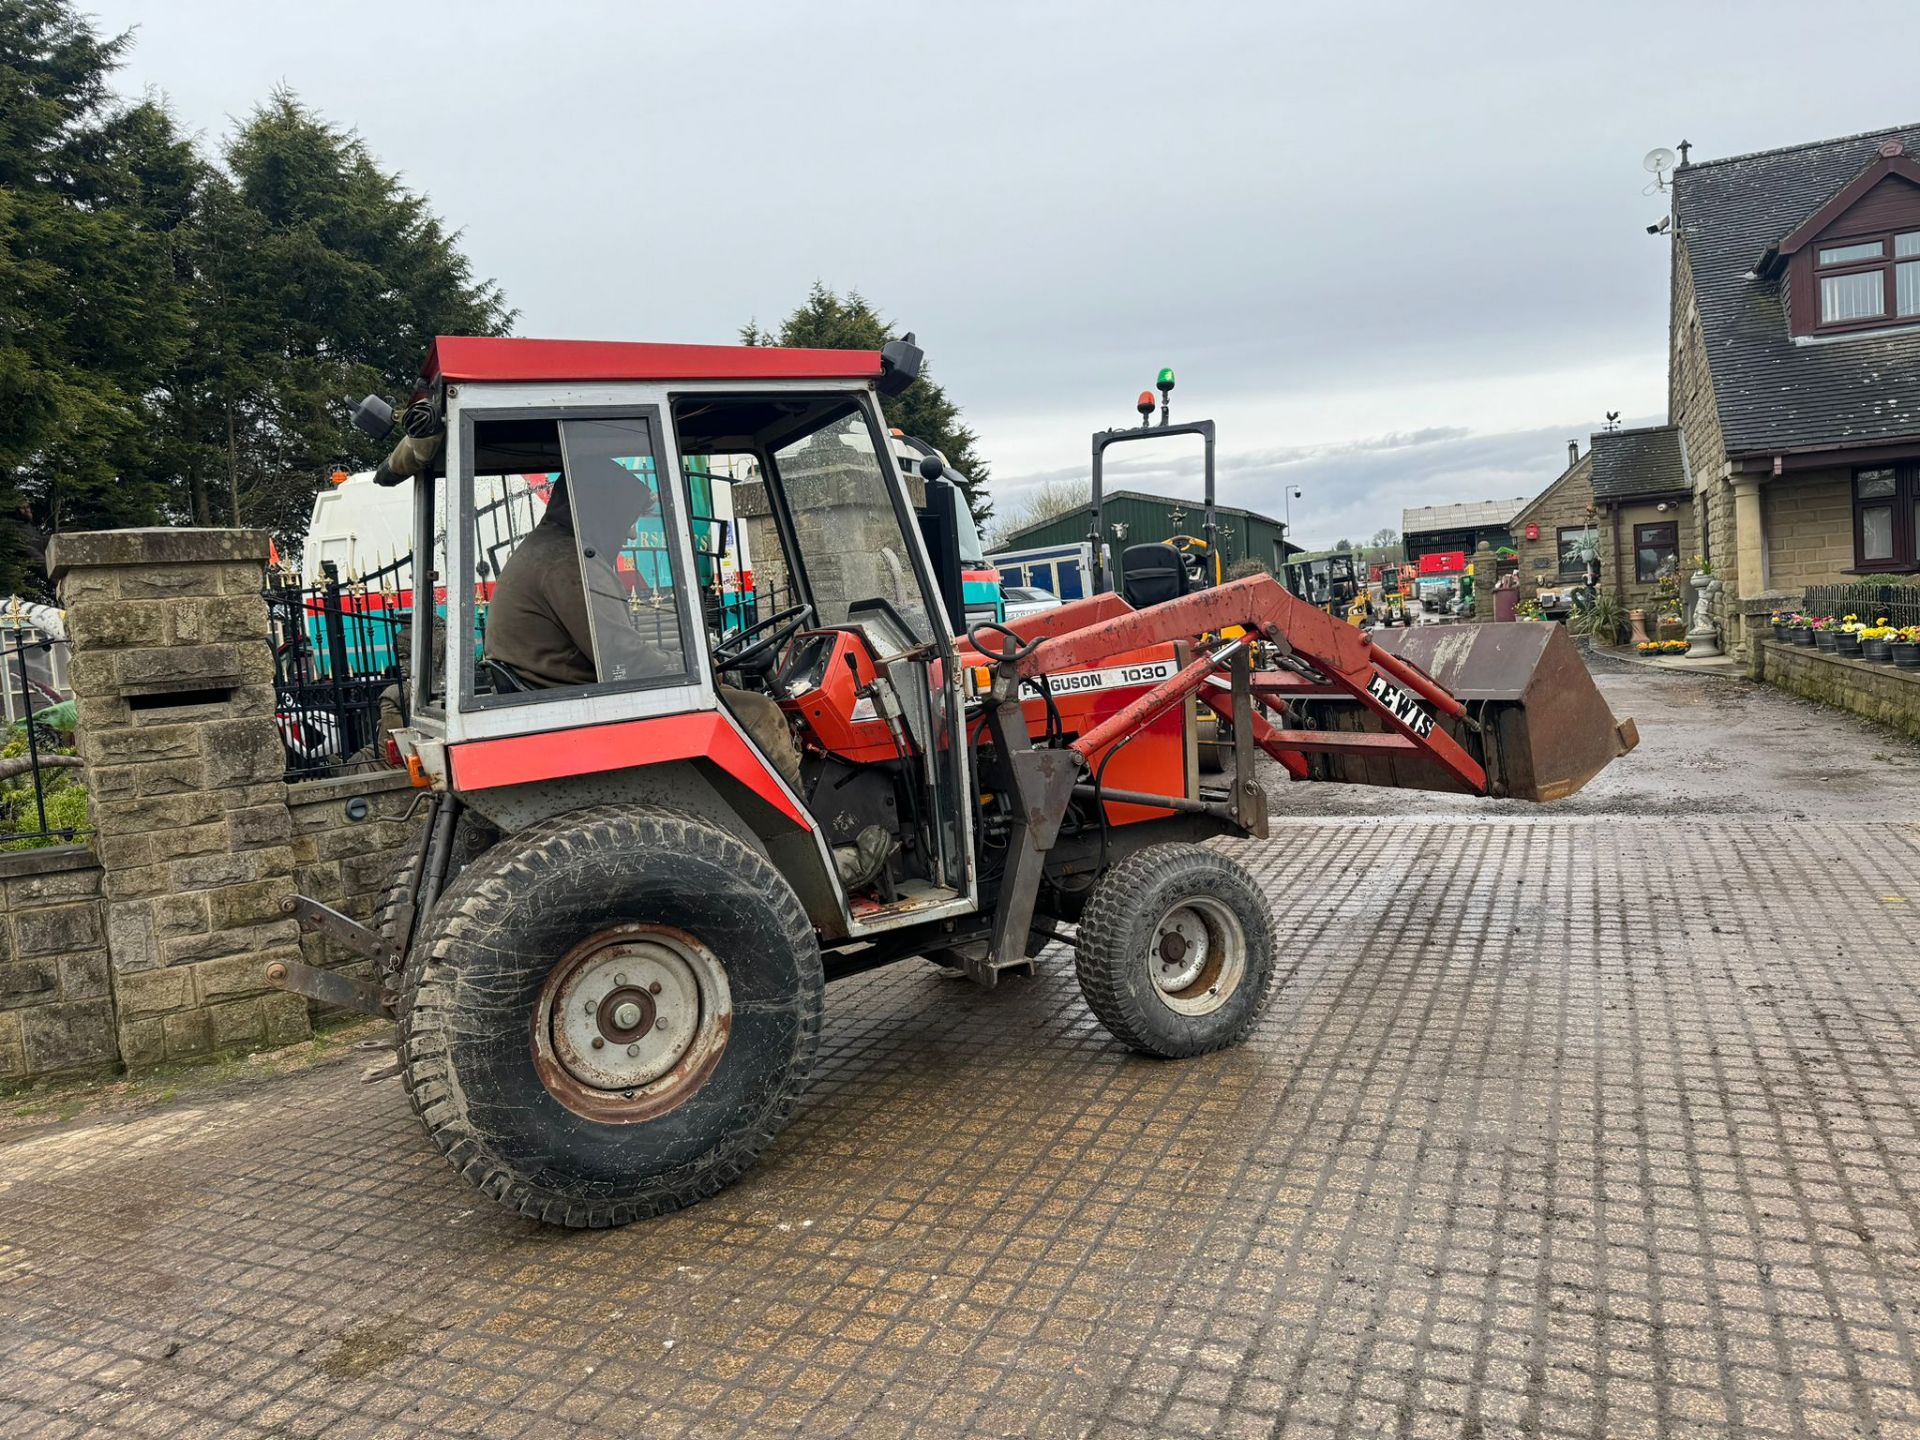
1148;898;1247;1016
535;927;732;1121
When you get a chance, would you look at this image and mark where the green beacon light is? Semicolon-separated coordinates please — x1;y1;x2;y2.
1156;367;1176;394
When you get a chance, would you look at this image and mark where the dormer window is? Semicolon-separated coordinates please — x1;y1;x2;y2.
1814;230;1920;328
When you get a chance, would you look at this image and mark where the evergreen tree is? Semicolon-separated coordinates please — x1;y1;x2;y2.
0;1;203;590
743;284;991;528
191;91;513;539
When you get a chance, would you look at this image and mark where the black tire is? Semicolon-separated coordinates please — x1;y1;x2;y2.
376;806;499;1005
401;804;821;1228
1074;843;1276;1058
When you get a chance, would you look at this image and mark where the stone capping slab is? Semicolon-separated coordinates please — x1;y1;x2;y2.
286;769;419;806
0;845;99;880
47;527;270;579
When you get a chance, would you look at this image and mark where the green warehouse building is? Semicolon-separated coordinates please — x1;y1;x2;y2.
990;489;1301;588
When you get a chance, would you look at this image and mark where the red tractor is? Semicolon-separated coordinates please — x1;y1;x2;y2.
270;336;1636;1227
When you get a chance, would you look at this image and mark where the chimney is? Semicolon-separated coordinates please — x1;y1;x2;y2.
1568;440;1579;467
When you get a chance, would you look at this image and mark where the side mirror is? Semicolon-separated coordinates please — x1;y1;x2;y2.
350;393;395;440
917;454;944;482
878;333;923;397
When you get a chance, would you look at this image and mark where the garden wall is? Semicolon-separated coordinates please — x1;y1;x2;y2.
0;846;113;1080
0;527;434;1088
1757;640;1920;743
288;771;423;981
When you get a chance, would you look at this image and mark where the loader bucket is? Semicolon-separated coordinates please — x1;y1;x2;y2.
1311;623;1638;802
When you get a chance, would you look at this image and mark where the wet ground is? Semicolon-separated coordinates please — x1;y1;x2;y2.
4;660;1920;1439
1266;651;1920;820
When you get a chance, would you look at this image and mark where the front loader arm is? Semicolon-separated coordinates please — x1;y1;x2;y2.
1014;575;1489;794
970;574;1635;969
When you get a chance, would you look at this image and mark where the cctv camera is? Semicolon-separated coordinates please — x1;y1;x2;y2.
1646;215;1671;236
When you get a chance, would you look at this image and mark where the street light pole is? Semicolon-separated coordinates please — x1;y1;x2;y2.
1285;487;1303;546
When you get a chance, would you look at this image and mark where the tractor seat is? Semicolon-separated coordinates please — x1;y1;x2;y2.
1119;543;1188;608
482;658;531;694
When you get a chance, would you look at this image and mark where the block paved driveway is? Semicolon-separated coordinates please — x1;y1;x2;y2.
4;660;1920;1439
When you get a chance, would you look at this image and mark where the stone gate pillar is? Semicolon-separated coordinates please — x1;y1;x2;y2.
48;529;308;1067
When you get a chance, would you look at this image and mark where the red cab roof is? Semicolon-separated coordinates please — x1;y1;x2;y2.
424;336;885;386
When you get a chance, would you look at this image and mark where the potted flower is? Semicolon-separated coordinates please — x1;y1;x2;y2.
1834;614;1865;657
1791;614;1819;646
1860;619;1896;663
1893;625;1920;671
1660;639;1689;655
1811;615;1839;652
1636;639;1662;656
1771;610;1791;641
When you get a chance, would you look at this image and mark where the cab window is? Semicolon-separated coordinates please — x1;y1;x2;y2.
462;413;692;699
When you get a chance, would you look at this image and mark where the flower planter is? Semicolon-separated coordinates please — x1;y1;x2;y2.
1789;627;1814;646
1772;623;1787;641
1893;642;1920;670
1862;638;1894;663
1815;630;1838;653
1834;633;1863;657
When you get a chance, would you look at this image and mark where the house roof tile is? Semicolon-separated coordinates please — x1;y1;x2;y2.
1590;425;1687;500
1673;123;1920;456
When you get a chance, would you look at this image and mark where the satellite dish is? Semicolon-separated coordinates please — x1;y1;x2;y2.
1643;147;1676;175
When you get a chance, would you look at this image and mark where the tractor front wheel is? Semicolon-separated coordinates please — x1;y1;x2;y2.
1074;843;1277;1057
401;805;822;1227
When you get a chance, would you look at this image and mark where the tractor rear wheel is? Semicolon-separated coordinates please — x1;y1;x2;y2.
1074;843;1276;1057
400;805;821;1227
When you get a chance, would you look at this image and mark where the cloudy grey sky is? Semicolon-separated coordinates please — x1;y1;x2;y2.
88;0;1916;547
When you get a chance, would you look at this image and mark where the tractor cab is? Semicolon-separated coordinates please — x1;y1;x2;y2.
378;336;976;940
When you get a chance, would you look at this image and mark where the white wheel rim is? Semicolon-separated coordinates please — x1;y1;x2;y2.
533;926;732;1123
1148;896;1247;1016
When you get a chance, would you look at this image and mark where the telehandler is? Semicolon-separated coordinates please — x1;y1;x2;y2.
268;335;1636;1227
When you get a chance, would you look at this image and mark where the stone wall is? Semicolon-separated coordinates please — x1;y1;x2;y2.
288;771;423;980
1758;640;1920;742
1762;470;1856;592
0;846;113;1080
48;529;310;1069
1512;452;1595;594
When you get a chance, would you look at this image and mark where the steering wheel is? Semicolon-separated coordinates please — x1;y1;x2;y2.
712;604;814;673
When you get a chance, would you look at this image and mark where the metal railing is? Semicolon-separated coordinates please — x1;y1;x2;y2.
1796;581;1920;629
267;561;408;781
0;626;85;847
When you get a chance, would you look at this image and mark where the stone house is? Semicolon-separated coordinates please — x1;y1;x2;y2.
1510;444;1595;592
1510;429;1694;619
1669;123;1920;650
1590;426;1693;615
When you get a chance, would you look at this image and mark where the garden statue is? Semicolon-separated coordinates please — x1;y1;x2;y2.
1686;564;1722;659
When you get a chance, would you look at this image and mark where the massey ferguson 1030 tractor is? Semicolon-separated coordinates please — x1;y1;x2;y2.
268;335;1637;1228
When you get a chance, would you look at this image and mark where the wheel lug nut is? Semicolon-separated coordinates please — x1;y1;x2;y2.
585;999;597;1015
648;981;662;995
626;1043;640;1057
591;1037;605;1049
614;973;628;986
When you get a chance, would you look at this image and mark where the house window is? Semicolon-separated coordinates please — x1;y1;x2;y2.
1816;230;1920;329
1853;465;1919;571
1634;522;1679;583
1555;526;1591;580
